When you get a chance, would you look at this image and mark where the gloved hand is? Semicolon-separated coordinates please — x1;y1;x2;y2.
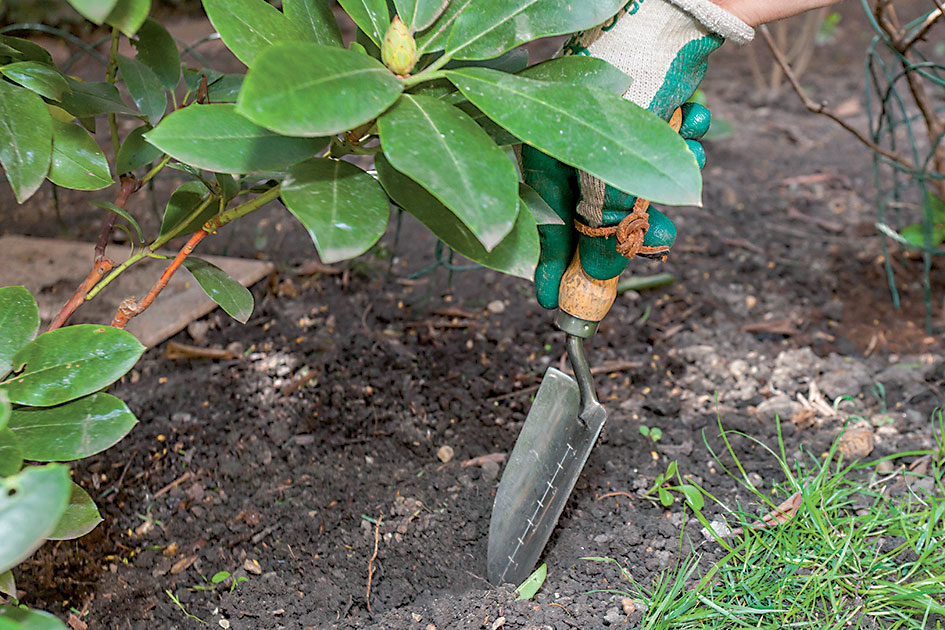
524;0;753;310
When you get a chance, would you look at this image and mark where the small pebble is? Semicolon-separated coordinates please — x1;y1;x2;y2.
621;598;637;615
876;460;894;474
481;460;500;481
487;300;506;314
437;445;454;463
243;558;263;575
491;617;507;630
218;620;230;629
748;472;764;489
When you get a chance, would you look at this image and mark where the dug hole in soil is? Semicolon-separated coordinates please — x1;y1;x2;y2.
5;4;945;629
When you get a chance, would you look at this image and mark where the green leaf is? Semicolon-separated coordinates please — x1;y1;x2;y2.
9;393;138;462
91;201;144;244
0;429;22;477
336;0;389;46
0;287;40;379
237;42;403;137
680;484;704;512
928;191;945;222
0;571;13;598
215;173;239;204
702;118;732;141
182;258;254;324
207;74;243;103
183;66;223;93
0;36;53;65
0;82;53;203
378;94;518;250
158;181;214;240
47;120;113;191
211;571;231;584
416;0;472;54
446;0;625;60
393;0;446;32
0;464;71;573
376;154;538;279
444;46;529;73
519;56;631;95
454;101;518;145
0;605;69;630
0;325;145;407
133;18;181;89
514;562;546;601
658;487;674;507
116;124;162;173
48;483;103;540
66;0;119;23
117;54;167;124
900;222;945;248
202;0;309;66
281;158;390;263
665;460;678;478
105;0;151;36
519;183;563;226
145;104;327;173
59;78;137;118
0;393;8;431
0;61;71;101
447;68;701;206
284;0;343;47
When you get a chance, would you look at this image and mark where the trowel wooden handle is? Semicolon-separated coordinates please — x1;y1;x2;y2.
557;251;618;323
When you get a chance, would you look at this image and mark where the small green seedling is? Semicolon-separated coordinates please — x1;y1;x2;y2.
644;461;705;513
639;425;662;442
514;563;547;601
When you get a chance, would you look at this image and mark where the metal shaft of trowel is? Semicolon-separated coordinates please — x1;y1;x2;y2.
565;334;600;425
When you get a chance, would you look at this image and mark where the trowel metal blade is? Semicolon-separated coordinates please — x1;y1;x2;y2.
486;367;607;586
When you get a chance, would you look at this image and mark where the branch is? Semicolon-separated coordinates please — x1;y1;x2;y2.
46;259;114;332
759;24;917;174
95;175;139;261
898;5;943;51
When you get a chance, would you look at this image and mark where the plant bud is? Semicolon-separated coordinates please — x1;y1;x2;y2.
382;16;417;76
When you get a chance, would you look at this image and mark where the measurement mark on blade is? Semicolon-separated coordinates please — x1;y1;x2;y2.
500;442;577;583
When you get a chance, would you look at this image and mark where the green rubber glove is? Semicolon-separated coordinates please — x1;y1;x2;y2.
524;0;752;310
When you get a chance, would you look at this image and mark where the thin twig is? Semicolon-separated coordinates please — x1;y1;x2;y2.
898;6;943;51
153;471;193;499
595;491;635;502
366;514;383;613
759;24;917;174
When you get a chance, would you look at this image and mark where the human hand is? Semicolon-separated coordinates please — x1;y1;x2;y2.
710;0;842;27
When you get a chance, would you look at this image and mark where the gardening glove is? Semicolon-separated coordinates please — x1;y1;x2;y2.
524;0;753;310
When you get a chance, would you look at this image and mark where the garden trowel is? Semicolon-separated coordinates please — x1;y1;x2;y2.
487;250;619;586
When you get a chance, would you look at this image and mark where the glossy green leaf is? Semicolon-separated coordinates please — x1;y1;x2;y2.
0;325;145;407
182;258;254;324
658;487;674;507
117;54;166;124
8;393;138;462
202;0;309;66
0;393;8;431
444;46;529;73
105;0;151;36
48;483;102;540
59;78;137;118
183;66;223;93
0;464;71;573
0;82;53;203
0;571;13;597
284;0;343;46
133;18;181;89
91;201;144;245
215;173;239;204
454;101;518;145
416;0;472;54
207;74;243;103
680;484;704;512
0;36;53;65
514;562;546;601
0;429;22;477
145;104;327;173
376;155;538;279
519;183;563;226
519;56;631;95
448;68;701;206
379;94;518;250
66;0;119;23
158;181;214;240
281;158;390;263
116;125;162;173
394;0;446;31
900;222;945;248
0;607;68;630
0;61;70;101
47;120;113;191
447;0;624;60
336;0;389;46
0;287;40;379
237;42;402;137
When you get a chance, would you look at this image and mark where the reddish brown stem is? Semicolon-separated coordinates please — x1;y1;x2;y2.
95;175;139;261
111;228;209;329
46;258;114;332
